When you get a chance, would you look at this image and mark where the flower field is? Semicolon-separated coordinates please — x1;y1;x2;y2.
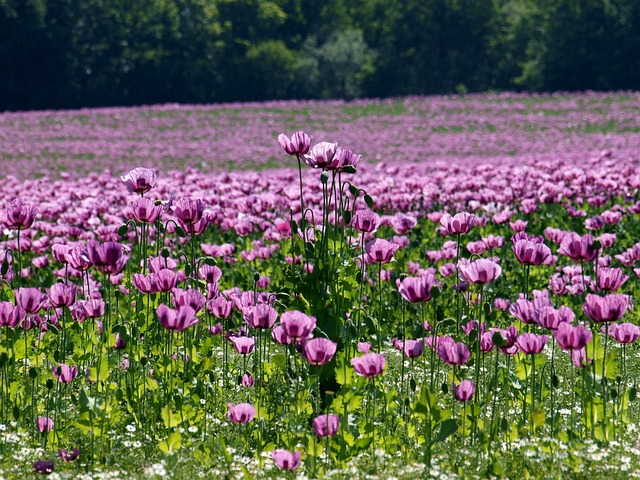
1;92;640;479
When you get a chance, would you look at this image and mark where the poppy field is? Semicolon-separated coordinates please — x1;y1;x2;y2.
1;92;640;479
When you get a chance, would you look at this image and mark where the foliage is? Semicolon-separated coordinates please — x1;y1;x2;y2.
2;0;640;110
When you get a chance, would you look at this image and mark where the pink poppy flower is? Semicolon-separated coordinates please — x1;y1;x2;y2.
37;417;54;432
516;333;548;355
120;167;156;195
227;402;255;424
608;322;640;344
243;304;278;330
2;199;37;230
52;363;78;384
557;233;597;263
280;310;316;342
365;238;399;264
458;258;501;285
351;209;380;234
303;338;337;366
351;352;386;378
312;414;340;437
230;336;255;354
583;294;628;323
452;380;475;403
303;141;339;169
278;131;311;156
553;322;592;351
439;212;476;235
271;450;301;470
156;304;198;332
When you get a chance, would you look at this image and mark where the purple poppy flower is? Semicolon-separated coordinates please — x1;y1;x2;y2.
3;199;37;230
303;338;337;366
59;448;81;462
553;322;592;351
130;197;162;223
439;212;476;235
271;450;301;470
33;459;55;475
452;380;475;403
243;304;278;330
608;322;640;344
597;267;629;292
230;336;255;355
227;402;256;424
120;167;156;195
280;310;316;342
303;141;339;169
352;208;380;234
278;131;311;156
52;363;78;384
48;283;76;308
558;233;597;263
458;258;501;285
37;417;54;433
351;352;386;378
583;294;628;323
0;302;26;328
365;238;399;264
403;339;424;358
312;414;340;437
516;333;548;355
156;304;198;332
436;339;471;366
396;271;440;303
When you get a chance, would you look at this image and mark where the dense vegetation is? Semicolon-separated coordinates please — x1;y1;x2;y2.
0;94;640;479
2;0;639;111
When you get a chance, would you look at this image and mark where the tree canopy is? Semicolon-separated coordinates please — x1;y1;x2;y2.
1;0;638;110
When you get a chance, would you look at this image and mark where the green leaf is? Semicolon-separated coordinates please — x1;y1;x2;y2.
161;405;183;428
79;388;97;412
533;410;545;427
158;431;182;454
75;412;96;435
335;350;354;386
272;353;286;368
413;385;442;421
431;419;458;445
88;358;110;384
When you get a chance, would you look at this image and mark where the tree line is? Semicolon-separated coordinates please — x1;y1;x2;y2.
1;0;639;111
